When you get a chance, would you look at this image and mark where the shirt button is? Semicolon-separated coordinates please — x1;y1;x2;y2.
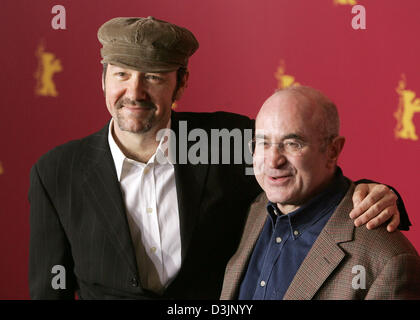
260;280;266;287
150;247;157;253
294;230;299;236
130;277;138;287
276;237;282;243
146;208;153;214
143;167;150;174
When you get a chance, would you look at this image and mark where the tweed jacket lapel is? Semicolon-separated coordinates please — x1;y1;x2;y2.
81;122;139;277
283;182;356;300
220;192;268;299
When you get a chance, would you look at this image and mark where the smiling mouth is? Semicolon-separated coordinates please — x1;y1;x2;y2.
268;174;293;182
121;104;156;113
124;104;153;109
117;98;157;110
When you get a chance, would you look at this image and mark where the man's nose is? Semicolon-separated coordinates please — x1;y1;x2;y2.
126;76;148;101
266;145;287;168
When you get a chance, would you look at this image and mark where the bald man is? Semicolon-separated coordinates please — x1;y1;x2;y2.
220;86;420;300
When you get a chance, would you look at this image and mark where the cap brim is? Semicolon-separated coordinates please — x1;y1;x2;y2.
101;58;181;73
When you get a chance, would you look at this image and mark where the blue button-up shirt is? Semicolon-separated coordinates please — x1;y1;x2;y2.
238;169;350;300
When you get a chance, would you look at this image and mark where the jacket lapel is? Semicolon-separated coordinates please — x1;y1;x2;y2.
81;123;139;276
283;183;356;300
235;194;269;277
221;193;268;299
171;112;210;261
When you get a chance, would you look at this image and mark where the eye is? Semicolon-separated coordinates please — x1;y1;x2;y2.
255;139;267;147
284;141;302;150
114;71;128;79
144;74;163;82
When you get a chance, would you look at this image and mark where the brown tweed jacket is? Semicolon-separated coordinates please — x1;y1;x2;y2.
220;182;420;300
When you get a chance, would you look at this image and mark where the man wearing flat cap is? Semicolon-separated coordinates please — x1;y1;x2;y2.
28;16;411;299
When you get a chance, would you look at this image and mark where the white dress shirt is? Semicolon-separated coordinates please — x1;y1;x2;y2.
108;119;181;294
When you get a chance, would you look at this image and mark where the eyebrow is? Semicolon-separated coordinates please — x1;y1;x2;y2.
110;66;168;76
145;71;170;75
255;133;306;141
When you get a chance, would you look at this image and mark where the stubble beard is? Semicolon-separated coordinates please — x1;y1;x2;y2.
116;109;156;134
114;97;157;134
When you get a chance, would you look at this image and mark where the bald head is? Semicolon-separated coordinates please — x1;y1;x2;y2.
256;86;340;143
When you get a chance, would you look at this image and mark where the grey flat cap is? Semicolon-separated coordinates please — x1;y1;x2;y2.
98;16;199;72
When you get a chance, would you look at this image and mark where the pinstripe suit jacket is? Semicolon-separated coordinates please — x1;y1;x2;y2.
29;111;262;299
220;181;420;300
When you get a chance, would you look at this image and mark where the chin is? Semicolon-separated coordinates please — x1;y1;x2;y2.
118;119;153;133
124;126;152;134
265;190;289;205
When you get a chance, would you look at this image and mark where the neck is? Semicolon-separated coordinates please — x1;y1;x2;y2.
112;120;168;163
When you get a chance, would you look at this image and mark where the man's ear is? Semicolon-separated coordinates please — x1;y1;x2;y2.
327;136;345;167
174;70;189;101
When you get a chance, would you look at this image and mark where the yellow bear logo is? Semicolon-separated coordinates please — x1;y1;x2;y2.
334;0;357;5
275;60;299;89
394;74;420;141
35;43;62;97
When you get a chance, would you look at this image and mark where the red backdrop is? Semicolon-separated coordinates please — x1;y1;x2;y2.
0;0;419;299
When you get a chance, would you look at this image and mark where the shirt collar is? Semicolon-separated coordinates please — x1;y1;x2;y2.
266;167;349;239
108;118;173;181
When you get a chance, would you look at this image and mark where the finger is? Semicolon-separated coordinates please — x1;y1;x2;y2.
353;197;394;227
351;191;386;221
352;185;369;210
350;192;370;220
384;190;398;204
386;211;400;233
365;208;394;230
350;184;397;220
349;205;364;220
